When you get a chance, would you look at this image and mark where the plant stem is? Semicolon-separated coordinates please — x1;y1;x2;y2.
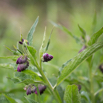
89;64;95;103
36;64;62;103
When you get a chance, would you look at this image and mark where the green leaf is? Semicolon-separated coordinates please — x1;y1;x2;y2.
39;27;46;58
0;64;14;70
25;97;38;103
88;27;103;46
57;42;103;86
22;69;42;81
27;16;39;45
7;77;20;83
27;45;36;60
15;72;31;81
59;59;72;73
81;91;91;103
20;79;41;85
78;25;86;41
78;25;86;36
0;56;19;61
3;94;17;103
92;11;97;33
64;85;81;103
50;21;80;43
45;27;54;52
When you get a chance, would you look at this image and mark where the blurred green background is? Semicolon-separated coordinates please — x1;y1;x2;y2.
0;0;103;102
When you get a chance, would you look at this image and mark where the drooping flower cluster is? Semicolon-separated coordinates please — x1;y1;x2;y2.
43;53;53;62
25;85;46;95
16;56;29;72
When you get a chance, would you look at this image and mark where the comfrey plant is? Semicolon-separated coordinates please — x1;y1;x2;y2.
1;16;103;103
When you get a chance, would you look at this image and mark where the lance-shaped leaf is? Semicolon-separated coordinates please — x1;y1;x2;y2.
7;77;20;83
39;27;46;58
64;85;81;103
45;27;54;52
3;94;17;103
0;56;19;61
50;21;80;43
25;97;38;103
27;16;39;45
20;79;42;85
57;42;103;86
0;64;14;70
27;45;36;59
78;25;86;42
22;69;42;81
88;27;103;46
91;11;97;33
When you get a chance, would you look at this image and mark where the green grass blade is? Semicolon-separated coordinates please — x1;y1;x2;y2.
57;42;103;86
27;16;39;45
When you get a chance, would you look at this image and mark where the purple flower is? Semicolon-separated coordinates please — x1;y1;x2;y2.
26;87;31;95
35;85;46;95
26;85;36;95
17;61;29;72
99;64;103;73
19;39;24;44
43;53;53;62
77;85;81;91
19;39;29;46
25;85;46;95
79;45;87;53
16;56;27;64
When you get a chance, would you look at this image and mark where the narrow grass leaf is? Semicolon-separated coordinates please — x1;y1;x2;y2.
88;27;103;46
27;16;39;45
64;85;81;103
57;42;103;86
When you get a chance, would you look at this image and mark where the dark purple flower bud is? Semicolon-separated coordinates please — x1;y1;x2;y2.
17;61;29;72
26;87;31;95
43;53;53;62
35;85;46;95
99;64;103;73
16;56;27;64
19;39;24;45
79;45;87;53
26;85;36;95
77;85;81;91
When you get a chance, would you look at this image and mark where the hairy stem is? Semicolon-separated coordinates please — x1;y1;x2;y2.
36;64;62;103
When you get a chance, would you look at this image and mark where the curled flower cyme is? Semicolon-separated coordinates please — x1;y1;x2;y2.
25;85;46;95
43;53;53;62
35;85;46;95
16;56;27;64
17;61;29;72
